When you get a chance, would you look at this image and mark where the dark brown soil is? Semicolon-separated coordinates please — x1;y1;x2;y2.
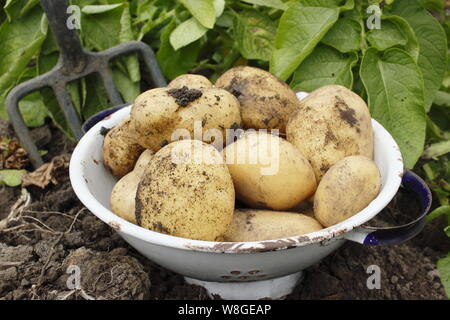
0;120;449;300
167;86;202;107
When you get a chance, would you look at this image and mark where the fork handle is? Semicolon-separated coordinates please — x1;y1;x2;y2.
40;0;86;74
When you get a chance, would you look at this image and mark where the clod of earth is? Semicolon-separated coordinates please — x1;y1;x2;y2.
167;86;202;107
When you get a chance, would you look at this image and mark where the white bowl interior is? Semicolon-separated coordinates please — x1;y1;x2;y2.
70;93;404;253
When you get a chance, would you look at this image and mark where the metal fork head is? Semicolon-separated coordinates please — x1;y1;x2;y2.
6;0;166;168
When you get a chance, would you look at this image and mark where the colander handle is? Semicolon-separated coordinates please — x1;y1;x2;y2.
343;171;432;245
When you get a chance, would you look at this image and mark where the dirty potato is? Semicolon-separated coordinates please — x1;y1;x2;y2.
168;74;212;89
110;172;140;224
103;119;144;178
133;149;154;175
215;66;299;133
224;209;323;241
110;149;154;224
136;140;235;241
223;131;317;211
286;85;374;181
130;87;241;151
314;155;381;227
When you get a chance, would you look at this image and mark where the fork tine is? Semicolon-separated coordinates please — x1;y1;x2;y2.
98;69;124;106
6;80;49;168
53;86;84;140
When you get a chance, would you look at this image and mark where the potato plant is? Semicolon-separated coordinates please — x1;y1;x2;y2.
0;0;447;167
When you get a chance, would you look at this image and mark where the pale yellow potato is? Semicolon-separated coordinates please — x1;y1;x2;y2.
110;149;154;224
103;119;144;178
130;87;241;151
110;172;140;224
136;140;235;241
223;131;317;211
215;66;299;133
286;85;374;181
168;74;212;89
314;155;381;227
134;149;154;175
224;209;323;242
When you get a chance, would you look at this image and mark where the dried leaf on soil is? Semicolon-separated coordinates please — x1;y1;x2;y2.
0;138;29;169
22;154;70;189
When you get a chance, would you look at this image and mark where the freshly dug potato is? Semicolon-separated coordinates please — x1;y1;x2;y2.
136;140;235;241
168;74;212;89
133;149;155;175
130;87;241;151
314;155;381;227
224;209;323;242
103;119;144;178
110;173;140;223
223;131;317;211
215;66;299;133
110;150;154;224
286;85;374;181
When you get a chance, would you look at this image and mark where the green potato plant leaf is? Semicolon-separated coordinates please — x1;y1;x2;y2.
81;73;110;120
216;11;234;27
67;81;83;115
241;0;288;10
112;67;140;103
169;0;225;50
181;0;216;29
365;15;420;62
426;205;450;223
233;9;276;61
41;87;74;139
360;48;426;169
0;169;25;187
437;253;450;298
270;3;340;80
4;0;39;21
366;19;407;51
0;8;47;119
213;0;225;17
80;2;140;107
119;4;140;83
20;0;40;16
18;92;48;127
384;15;420;62
321;18;362;53
290;44;357;91
433;91;450;108
169;17;208;50
157;20;202;80
298;0;354;10
81;4;124;15
81;4;129;51
419;0;445;13
423;140;450;159
392;0;448;111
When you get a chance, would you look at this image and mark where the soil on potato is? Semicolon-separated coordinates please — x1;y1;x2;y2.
0;120;449;300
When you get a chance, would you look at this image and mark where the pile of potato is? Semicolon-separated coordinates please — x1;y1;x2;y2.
104;66;381;242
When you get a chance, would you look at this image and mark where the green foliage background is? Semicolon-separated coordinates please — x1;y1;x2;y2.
0;0;449;296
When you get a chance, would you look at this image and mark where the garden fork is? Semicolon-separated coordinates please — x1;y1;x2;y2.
6;0;166;168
